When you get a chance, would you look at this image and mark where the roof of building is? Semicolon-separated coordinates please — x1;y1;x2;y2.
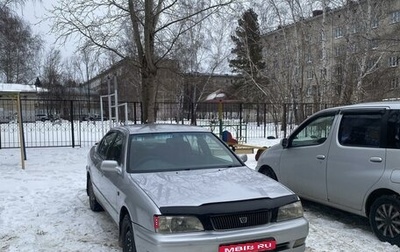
0;83;46;93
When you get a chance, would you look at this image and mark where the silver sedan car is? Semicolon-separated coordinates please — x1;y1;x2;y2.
86;124;308;252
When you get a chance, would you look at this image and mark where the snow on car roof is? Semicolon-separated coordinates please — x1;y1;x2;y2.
116;123;210;134
314;101;400;116
343;101;400;109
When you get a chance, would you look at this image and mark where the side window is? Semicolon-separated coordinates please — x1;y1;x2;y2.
339;113;382;148
107;133;124;164
387;110;400;149
291;114;335;147
97;132;117;158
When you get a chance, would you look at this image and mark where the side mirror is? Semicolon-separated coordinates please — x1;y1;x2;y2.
281;138;289;148
239;154;248;163
101;160;122;174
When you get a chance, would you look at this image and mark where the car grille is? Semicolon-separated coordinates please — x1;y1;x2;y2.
210;211;271;230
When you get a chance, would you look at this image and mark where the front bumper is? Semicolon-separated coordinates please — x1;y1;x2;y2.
133;217;308;252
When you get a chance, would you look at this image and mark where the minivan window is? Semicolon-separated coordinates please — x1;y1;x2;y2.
387;110;400;149
339;113;382;148
291;115;335;147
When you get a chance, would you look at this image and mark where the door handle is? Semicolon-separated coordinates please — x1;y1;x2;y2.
316;155;326;160
370;157;383;163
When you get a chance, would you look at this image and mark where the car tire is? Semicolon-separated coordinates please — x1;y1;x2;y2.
121;215;137;252
259;166;278;181
87;177;103;212
369;195;400;246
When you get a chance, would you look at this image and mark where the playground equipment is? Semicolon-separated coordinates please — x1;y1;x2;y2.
100;74;128;128
205;89;265;156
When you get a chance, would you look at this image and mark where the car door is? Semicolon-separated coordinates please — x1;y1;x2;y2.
91;131;118;207
101;131;125;220
279;112;337;202
327;109;386;211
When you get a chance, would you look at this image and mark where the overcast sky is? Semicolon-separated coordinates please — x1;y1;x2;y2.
18;0;77;58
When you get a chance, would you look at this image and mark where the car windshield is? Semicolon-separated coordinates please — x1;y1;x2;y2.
127;132;243;173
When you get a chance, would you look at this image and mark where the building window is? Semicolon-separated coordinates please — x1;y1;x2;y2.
389;56;399;67
318;50;323;60
390;77;400;89
350;23;365;34
305;53;312;63
336;66;343;76
391;11;400;24
351;64;358;73
369;39;378;50
319;32;323;42
306;86;311;97
336;84;342;95
371;18;379;28
305;85;318;97
334;27;344;38
262;48;268;59
349;24;356;34
306;70;313;79
350;44;358;54
335;46;345;57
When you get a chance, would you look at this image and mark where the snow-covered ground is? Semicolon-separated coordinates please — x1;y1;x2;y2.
0;140;399;251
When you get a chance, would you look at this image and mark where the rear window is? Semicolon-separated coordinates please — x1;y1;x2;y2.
387;110;400;149
338;113;382;148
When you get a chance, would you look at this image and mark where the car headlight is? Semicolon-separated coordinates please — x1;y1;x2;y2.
277;200;304;222
154;215;204;233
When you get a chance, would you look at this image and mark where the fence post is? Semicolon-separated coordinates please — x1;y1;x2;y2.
239;103;243;140
70;100;75;148
133;102;137;124
191;102;196;125
263;103;267;138
140;102;143;123
282;103;287;138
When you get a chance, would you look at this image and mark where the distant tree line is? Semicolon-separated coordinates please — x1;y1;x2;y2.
0;5;41;83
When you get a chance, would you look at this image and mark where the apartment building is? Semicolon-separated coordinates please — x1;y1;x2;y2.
262;0;400;104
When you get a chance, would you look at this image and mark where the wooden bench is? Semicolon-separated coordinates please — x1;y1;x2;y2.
231;143;268;156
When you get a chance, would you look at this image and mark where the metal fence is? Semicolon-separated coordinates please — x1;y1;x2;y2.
0;98;343;148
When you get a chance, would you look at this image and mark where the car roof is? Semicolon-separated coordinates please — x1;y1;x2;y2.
316;101;400;115
113;123;210;135
343;101;400;109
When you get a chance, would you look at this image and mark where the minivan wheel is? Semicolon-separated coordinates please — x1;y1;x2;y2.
87;178;103;212
259;166;278;181
122;215;137;252
369;195;400;246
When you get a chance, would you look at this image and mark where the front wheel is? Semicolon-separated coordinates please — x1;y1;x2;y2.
87;177;103;212
369;195;400;246
121;215;137;252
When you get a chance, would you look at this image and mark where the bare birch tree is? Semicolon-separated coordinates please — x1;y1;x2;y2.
0;4;42;83
49;0;235;123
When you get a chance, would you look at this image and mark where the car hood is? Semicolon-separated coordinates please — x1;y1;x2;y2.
130;166;294;207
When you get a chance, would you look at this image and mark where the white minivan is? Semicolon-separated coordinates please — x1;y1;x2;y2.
256;101;400;246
